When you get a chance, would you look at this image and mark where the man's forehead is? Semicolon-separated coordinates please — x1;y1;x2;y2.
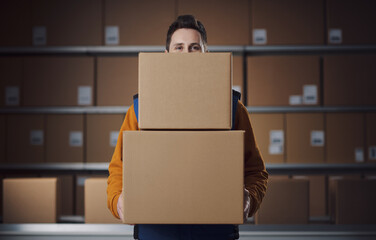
171;28;202;43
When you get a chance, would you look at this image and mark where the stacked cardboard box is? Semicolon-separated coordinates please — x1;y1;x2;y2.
0;57;22;107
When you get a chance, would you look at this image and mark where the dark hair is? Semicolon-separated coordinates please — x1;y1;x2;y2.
166;15;207;51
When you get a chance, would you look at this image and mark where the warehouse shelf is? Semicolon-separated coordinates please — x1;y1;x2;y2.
246;106;376;113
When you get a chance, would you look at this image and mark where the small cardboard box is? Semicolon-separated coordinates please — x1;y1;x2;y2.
123;130;244;224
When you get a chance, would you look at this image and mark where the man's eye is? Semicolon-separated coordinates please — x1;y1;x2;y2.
175;46;183;50
191;45;201;51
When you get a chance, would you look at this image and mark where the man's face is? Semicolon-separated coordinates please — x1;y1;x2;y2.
167;28;206;53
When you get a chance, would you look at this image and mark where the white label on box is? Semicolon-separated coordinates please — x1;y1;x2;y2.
289;95;303;105
5;86;20;106
69;131;83;147
32;26;47;46
30;130;44;146
303;85;318;105
311;130;325;147
253;29;267;45
269;144;283;155
232;85;242;94
355;148;364;162
77;176;87;186
110;131;119;147
329;29;342;44
369;146;376;160
78;86;92;105
270;130;284;145
105;26;119;45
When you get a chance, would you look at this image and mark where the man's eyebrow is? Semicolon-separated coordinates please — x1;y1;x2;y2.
173;43;183;46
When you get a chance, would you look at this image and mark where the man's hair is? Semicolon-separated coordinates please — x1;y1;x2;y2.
166;15;207;51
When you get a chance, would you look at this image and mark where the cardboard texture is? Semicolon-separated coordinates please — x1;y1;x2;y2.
139;53;232;129
177;0;250;45
326;0;376;44
367;113;376;162
251;0;324;45
286;113;325;163
324;55;376;106
250;114;285;163
0;57;22;107
326;113;365;163
247;56;320;106
123;131;244;224
3;178;58;223
104;0;175;45
6;115;45;163
255;179;309;224
86;114;124;163
97;57;138;106
46;115;84;163
23;57;94;106
31;0;102;45
233;56;244;103
85;178;121;223
0;116;5;163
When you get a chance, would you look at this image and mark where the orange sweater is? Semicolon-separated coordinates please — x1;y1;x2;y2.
107;101;268;219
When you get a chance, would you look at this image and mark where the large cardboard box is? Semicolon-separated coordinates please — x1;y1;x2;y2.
247;56;320;106
326;0;376;44
255;179;309;224
0;57;23;107
85;178;121;223
3;178;59;223
104;0;174;45
97;57;138;106
6;115;45;163
250;114;285;164
86;114;124;163
324;55;376;106
251;0;324;45
123;131;244;224
46;115;84;163
0;116;5;163
367;113;376;162
31;0;102;45
139;53;232;129
286;113;325;163
23;57;94;106
326;113;365;164
177;0;250;45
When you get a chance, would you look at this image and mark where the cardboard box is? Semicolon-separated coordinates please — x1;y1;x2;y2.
247;56;320;106
0;0;31;46
104;0;174;45
123;131;244;224
75;174;105;216
326;0;376;44
23;57;94;106
177;0;250;45
0;57;23;107
139;53;232;129
250;114;285;164
326;113;365;163
251;0;324;45
255;179;309;224
367;113;376;162
85;178;121;223
31;0;102;45
3;178;59;223
6;115;45;163
97;57;138;106
324;55;376;106
286;113;325;163
0;115;5;163
233;55;244;103
86;114;124;163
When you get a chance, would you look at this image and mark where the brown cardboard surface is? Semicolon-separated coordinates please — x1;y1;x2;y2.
251;0;324;45
0;57;22;107
85;178;121;223
0;116;5;163
123;131;244;224
6;115;45;163
3;178;58;223
31;0;102;45
86;114;124;163
255;179;309;224
286;113;325;163
324;55;376;106
247;56;320;106
177;0;250;45
75;174;105;216
233;55;244;103
326;113;365;163
104;0;174;45
23;57;94;106
139;53;232;129
97;57;138;106
367;113;376;162
326;0;376;44
250;114;285;164
46;115;84;163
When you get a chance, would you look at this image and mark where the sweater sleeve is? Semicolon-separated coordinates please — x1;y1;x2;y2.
234;101;268;217
107;104;139;219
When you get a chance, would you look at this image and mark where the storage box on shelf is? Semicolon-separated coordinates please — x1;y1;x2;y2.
233;55;244;103
0;115;4;163
0;57;22;107
367;113;376;162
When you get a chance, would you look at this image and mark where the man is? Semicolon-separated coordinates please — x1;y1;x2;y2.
107;15;268;239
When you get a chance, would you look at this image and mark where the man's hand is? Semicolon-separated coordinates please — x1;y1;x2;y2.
243;188;251;223
117;192;124;221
